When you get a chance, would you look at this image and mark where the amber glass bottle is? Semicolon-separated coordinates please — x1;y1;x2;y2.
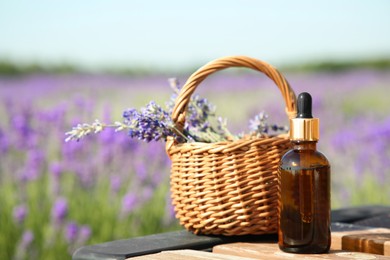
278;92;331;254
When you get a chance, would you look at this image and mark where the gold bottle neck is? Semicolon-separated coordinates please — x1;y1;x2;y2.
289;118;319;141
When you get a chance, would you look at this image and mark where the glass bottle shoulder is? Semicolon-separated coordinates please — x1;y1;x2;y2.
280;146;329;170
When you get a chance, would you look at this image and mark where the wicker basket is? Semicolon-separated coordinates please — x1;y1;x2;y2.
165;56;297;236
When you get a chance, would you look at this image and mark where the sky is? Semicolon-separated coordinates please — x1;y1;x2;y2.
1;0;390;70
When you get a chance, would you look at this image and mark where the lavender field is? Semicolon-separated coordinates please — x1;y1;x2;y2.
0;69;389;259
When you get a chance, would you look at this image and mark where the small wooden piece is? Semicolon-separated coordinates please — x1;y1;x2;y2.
341;233;390;256
332;223;390;255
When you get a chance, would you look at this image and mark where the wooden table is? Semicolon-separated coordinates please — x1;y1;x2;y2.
131;222;390;259
72;206;390;260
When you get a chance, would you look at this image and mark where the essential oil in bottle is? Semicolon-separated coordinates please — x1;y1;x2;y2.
278;92;331;254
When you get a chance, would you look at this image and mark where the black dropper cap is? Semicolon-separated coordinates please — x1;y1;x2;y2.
296;92;313;118
290;92;319;141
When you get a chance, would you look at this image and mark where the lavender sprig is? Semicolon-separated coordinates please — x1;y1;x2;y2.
65;102;190;143
122;101;189;142
65;120;126;142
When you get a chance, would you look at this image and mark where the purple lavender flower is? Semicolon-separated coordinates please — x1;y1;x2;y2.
13;229;35;260
28;147;44;164
18;168;40;182
74;96;94;115
50;162;63;178
122;101;176;142
0;127;10;154
169;93;229;142
248;111;288;135
19;149;45;181
78;225;92;243
135;163;147;181
110;175;122;193
186;95;215;127
141;186;154;202
163;192;176;226
51;197;68;224
21;230;34;248
11;113;31;139
13;204;28;224
249;112;269;133
49;162;63;195
123;108;140;125
65;222;78;244
121;192;138;215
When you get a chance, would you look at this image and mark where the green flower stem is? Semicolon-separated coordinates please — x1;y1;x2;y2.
169;125;191;142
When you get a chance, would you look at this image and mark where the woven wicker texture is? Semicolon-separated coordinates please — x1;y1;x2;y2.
166;56;297;235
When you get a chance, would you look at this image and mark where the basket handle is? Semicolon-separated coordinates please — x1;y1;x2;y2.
171;55;297;133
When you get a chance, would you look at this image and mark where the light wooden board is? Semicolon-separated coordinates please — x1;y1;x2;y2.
213;242;389;259
129;249;256;259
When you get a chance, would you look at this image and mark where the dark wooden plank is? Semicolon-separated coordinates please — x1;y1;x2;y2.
331;205;390;224
353;213;390;228
72;230;276;259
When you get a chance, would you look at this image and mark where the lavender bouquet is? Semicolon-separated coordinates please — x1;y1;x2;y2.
65;78;287;143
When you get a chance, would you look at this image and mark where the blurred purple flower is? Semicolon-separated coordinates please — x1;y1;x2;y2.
78;225;92;243
0;128;10;154
74;96;94;115
121;192;138;214
142;187;154;202
11;113;31;139
19;168;40;182
27;149;45;167
163;192;176;226
331;116;390;185
50;162;63;178
65;222;78;244
51;197;68;224
151;170;164;187
21;230;34;248
13;229;35;260
100;145;114;164
331;130;356;151
135;163;147;181
75;166;95;189
18;149;46;182
49;162;63;195
61;139;85;161
13;204;28;224
37;104;66;127
110;175;122;193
